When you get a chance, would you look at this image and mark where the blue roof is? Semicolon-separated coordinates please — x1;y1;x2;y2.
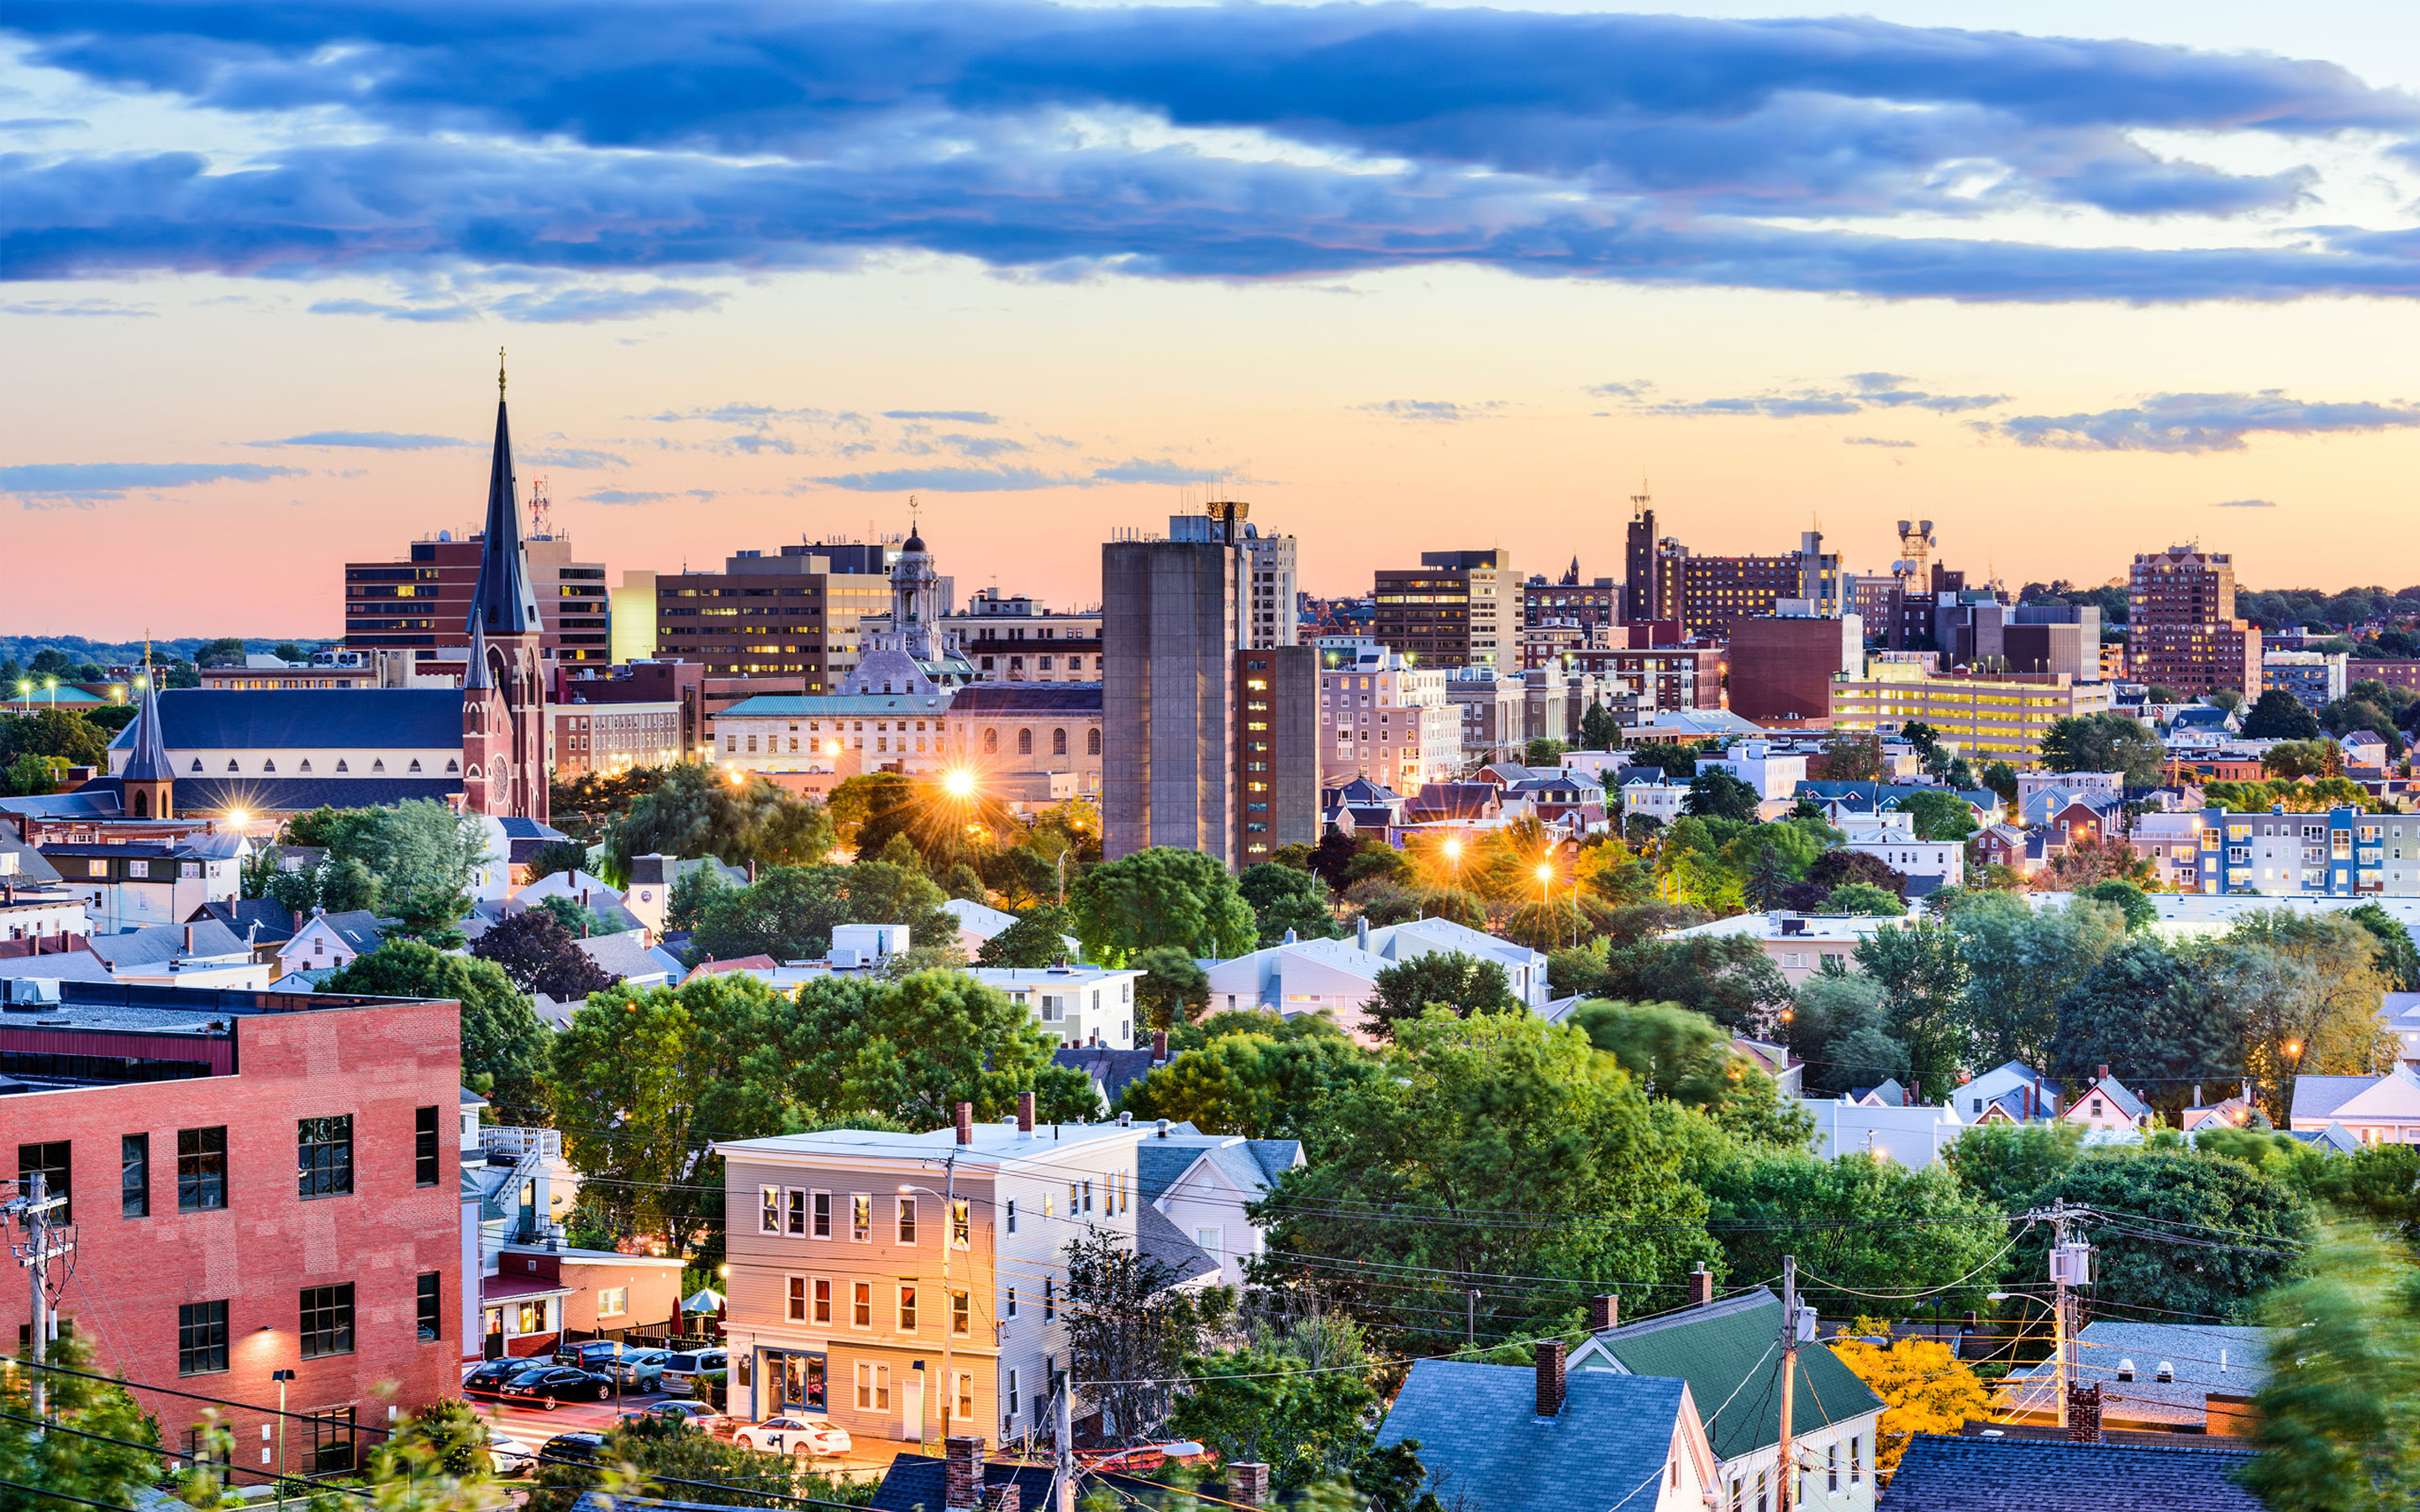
1879;1435;2262;1511
1378;1362;1689;1512
948;683;1104;713
82;774;462;813
107;690;466;753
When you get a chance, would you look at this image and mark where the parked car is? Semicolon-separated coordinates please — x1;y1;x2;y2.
612;1348;671;1391
658;1348;728;1397
487;1433;539;1478
731;1415;850;1458
462;1360;552;1399
499;1365;617;1409
626;1400;728;1436
538;1431;608;1467
555;1339;626;1371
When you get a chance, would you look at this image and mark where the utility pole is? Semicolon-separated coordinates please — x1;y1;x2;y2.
12;1173;70;1422
1777;1255;1798;1512
1465;1288;1480;1349
1055;1382;1076;1512
2047;1200;2086;1431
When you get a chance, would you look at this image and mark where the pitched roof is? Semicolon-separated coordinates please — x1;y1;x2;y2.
1134;1202;1222;1284
1997;1320;2271;1425
120;668;172;782
2070;1075;2151;1121
468;393;543;637
86;918;250;967
1052;1045;1157;1107
188;899;298;944
868;1454;1061;1512
105;689;467;753
576;930;684;984
946;682;1104;713
2292;1073;2391;1123
1376;1360;1689;1512
302;911;387;954
1577;1288;1881;1461
1878;1435;2264;1511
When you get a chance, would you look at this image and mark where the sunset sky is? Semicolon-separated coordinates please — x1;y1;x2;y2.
5;0;2418;641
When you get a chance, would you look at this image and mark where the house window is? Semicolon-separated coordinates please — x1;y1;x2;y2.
897;1195;918;1246
18;1142;69;1224
852;1282;873;1329
1827;1443;1839;1492
760;1185;782;1235
787;1277;808;1322
515;1299;547;1334
1006;1287;1018;1320
1083;1179;1094;1213
178;1300;229;1376
1007;1368;1019;1420
787;1188;809;1236
852;1193;872;1242
300;1284;355;1359
952;1289;971;1337
1005;1199;1017;1235
856;1362;891;1411
414;1106;439;1187
813;1278;833;1325
956;1369;974;1424
122;1134;149;1219
1849;1435;1862;1483
597;1286;627;1319
1044;1277;1055;1320
951;1199;971;1249
418;1273;444;1340
297;1116;354;1199
897;1284;918;1332
177;1127;226;1211
813;1190;831;1238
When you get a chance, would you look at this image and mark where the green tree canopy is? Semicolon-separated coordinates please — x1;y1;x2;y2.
0;1332;164;1509
1121;1026;1384;1140
766;970;1097;1130
605;763;838;879
1134;943;1211;1030
0;707;108;767
2243;1221;2420;1512
1363;949;1518;1037
976;904;1079;968
2039;711;2165;785
1953;893;2126;1070
1569;998;1728;1102
471;907;618;1001
1823;882;1905;916
1855;915;1968;1100
685;861;955;964
1168;1315;1378;1492
1239;862;1344;945
1702;1152;2011;1315
1941;1123;2083;1212
1684;768;1762;822
1897;789;1979;844
1069;847;1256;964
325;940;550;1114
1592;934;1794;1030
2241;687;2323;741
2028;1148;2312;1319
2045;936;2241;1117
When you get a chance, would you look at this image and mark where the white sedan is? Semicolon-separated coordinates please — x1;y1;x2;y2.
731;1415;851;1457
487;1433;539;1478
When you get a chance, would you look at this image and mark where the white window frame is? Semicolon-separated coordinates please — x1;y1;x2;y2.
786;1188;808;1236
1006;1368;1019;1420
1005;1198;1017;1235
897;1282;918;1333
851;1193;872;1243
786;1276;808;1323
897;1194;918;1246
950;1199;971;1250
1006;1286;1018;1320
598;1286;628;1319
760;1185;781;1236
851;1281;873;1330
951;1289;971;1337
812;1189;831;1239
813;1277;833;1326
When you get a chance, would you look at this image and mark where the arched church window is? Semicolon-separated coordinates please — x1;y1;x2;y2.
1087;728;1101;757
262;759;276;773
1052;728;1067;757
446;759;459;774
983;729;997;754
190;759;203;774
298;759;312;774
371;759;386;774
133;791;149;817
1018;728;1033;755
468;764;483;780
226;760;239;773
335;759;349;774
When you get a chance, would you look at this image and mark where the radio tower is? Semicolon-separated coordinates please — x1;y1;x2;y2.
528;475;552;538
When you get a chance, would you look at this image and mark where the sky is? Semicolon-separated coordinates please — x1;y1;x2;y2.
4;0;2418;640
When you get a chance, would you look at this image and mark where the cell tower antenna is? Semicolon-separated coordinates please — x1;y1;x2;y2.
1628;475;1652;517
528;475;552;537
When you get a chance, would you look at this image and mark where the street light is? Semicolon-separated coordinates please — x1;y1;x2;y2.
897;1172;965;1448
271;1369;296;1507
943;768;976;799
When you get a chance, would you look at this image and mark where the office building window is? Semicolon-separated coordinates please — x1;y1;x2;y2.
122;1134;149;1219
309;1407;357;1474
177;1300;229;1376
297;1116;353;1200
177;1127;226;1211
300;1284;355;1359
16;1142;68;1223
414;1106;439;1187
418;1273;442;1341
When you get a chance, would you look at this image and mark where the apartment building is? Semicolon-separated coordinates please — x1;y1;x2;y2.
652;543;897;690
2262;649;2349;711
1828;664;2114;769
1322;644;1458;792
1657;532;1844;640
717;1107;1165;1450
1373;550;1518;669
1239;526;1300;649
550;702;682;777
2195;806;2420;896
947;590;1103;683
1236;647;1321;866
964;967;1144;1047
1523;566;1619;633
2128;545;2261;695
342;531;608;672
0;980;463;1478
1726;611;1864;722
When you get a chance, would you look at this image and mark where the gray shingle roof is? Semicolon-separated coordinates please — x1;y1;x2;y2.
575;930;684;984
2291;1074;2379;1124
1376;1360;1687;1512
1879;1435;2265;1511
946;683;1104;713
313;911;387;953
1998;1321;2272;1425
87;918;249;967
188;900;298;944
1134;1202;1222;1285
1053;1045;1157;1108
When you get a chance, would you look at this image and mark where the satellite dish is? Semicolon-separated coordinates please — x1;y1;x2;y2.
439;529;452;542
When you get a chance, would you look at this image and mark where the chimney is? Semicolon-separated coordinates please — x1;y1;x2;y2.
988;1488;1020;1512
292;909;304;932
747;859;758;885
1228;1462;1270;1508
955;1102;974;1146
2066;1383;2103;1443
942;1435;984;1512
182;925;194;953
1902;1083;1912;1107
1016;1090;1035;1135
1534;1340;1566;1417
1688;1265;1715;1307
1356;916;1370;951
1589;1294;1618;1332
1151;1029;1168;1065
2097;1064;2109;1084
2193;1084;2203;1109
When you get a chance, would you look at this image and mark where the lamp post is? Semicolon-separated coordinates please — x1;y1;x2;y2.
898;1160;961;1447
271;1368;296;1506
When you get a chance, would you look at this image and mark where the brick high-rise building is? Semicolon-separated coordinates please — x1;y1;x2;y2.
1523;562;1618;633
1373;550;1518;668
1236;646;1319;865
1660;532;1844;641
650;543;897;690
1623;489;1667;624
1727;611;1865;722
2128;545;2262;695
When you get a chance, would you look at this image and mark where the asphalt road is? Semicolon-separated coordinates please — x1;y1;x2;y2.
460;1370;903;1483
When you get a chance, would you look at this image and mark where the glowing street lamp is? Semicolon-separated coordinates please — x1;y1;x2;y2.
942;768;976;800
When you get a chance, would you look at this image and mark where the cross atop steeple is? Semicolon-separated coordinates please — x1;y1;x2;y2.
467;358;542;638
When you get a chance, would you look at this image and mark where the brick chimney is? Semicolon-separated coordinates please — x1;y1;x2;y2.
1228;1462;1270;1507
986;1488;1020;1512
1534;1340;1566;1417
1688;1264;1715;1307
955;1101;974;1146
1589;1294;1618;1332
943;1435;984;1512
182;925;194;953
2067;1383;2104;1443
1016;1090;1035;1135
1151;1029;1168;1065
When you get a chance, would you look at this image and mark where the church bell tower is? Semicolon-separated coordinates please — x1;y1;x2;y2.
462;351;550;821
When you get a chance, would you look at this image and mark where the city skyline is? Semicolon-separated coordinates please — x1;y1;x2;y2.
8;0;2420;637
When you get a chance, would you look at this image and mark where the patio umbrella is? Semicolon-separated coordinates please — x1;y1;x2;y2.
681;1288;726;1313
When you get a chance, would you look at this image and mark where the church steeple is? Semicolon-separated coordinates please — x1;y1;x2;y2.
120;643;175;820
468;348;543;639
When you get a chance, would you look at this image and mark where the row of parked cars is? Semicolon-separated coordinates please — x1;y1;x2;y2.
461;1343;730;1409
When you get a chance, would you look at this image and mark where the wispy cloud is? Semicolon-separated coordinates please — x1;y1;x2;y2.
1632;374;2006;419
490;286;723;323
649;404;865;429
1586;381;1654;399
2214;497;2281;507
249;431;469;450
1357;400;1499;423
3;461;305;507
1;297;154;318
307;298;479;323
1087;459;1234;485
1844;436;1917;448
522;448;628;470
814;465;1073;493
1989;391;2420;453
583;489;671;505
883;411;1000;424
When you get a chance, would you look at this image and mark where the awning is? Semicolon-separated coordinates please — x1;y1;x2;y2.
483;1274;576;1306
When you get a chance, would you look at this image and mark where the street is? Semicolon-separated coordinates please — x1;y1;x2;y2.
463;1373;918;1486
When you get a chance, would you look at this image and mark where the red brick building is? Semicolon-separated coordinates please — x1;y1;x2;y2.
3;982;462;1478
2128;545;2261;695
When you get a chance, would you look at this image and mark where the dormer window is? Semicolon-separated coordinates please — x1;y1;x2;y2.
190;759;203;773
446;759;459;774
408;759;422;774
371;759;386;774
262;759;276;773
226;759;239;773
298;759;312;774
335;759;349;774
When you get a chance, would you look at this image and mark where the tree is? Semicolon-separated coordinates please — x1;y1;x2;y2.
1063;1225;1234;1446
1805;848;1908;899
2045;937;2240;1119
0;706;108;767
536;894;608;938
1134;943;1210;1030
775;970;1097;1129
472;908;618;1000
1855;915;1968;1100
1170;1315;1377;1492
2265;738;2346;780
2214;910;2397;1107
1595;935;1793;1030
1703;1155;2010;1315
1787;971;1902;1100
1569;999;1729;1102
525;1415;865;1512
2034;832;2154;892
685;861;955;964
280;798;488;942
1831;1321;1994;1478
1578;701;1623;751
1683;768;1762;822
1979;759;2019;811
1942;1123;2082;1212
1822;883;1904;916
1897;789;1977;844
1364;950;1518;1037
2077;879;2154;931
1239;862;1342;946
2242;687;2324;741
1901;722;1943;762
976;904;1078;967
2243;1222;2420;1512
2039;711;2165;785
2029;1149;2312;1319
1523;736;1568;767
1121;1027;1384;1140
527;837;590;883
1953;893;2125;1070
193;636;248;667
1256;1013;1718;1351
606;764;838;879
0;1331;164;1509
3;751;55;795
1818;731;1885;782
2346;902;2420;991
325;941;550;1113
1070;848;1256;965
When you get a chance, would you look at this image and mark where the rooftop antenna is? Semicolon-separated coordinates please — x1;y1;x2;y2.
529;475;552;538
1630;475;1651;517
